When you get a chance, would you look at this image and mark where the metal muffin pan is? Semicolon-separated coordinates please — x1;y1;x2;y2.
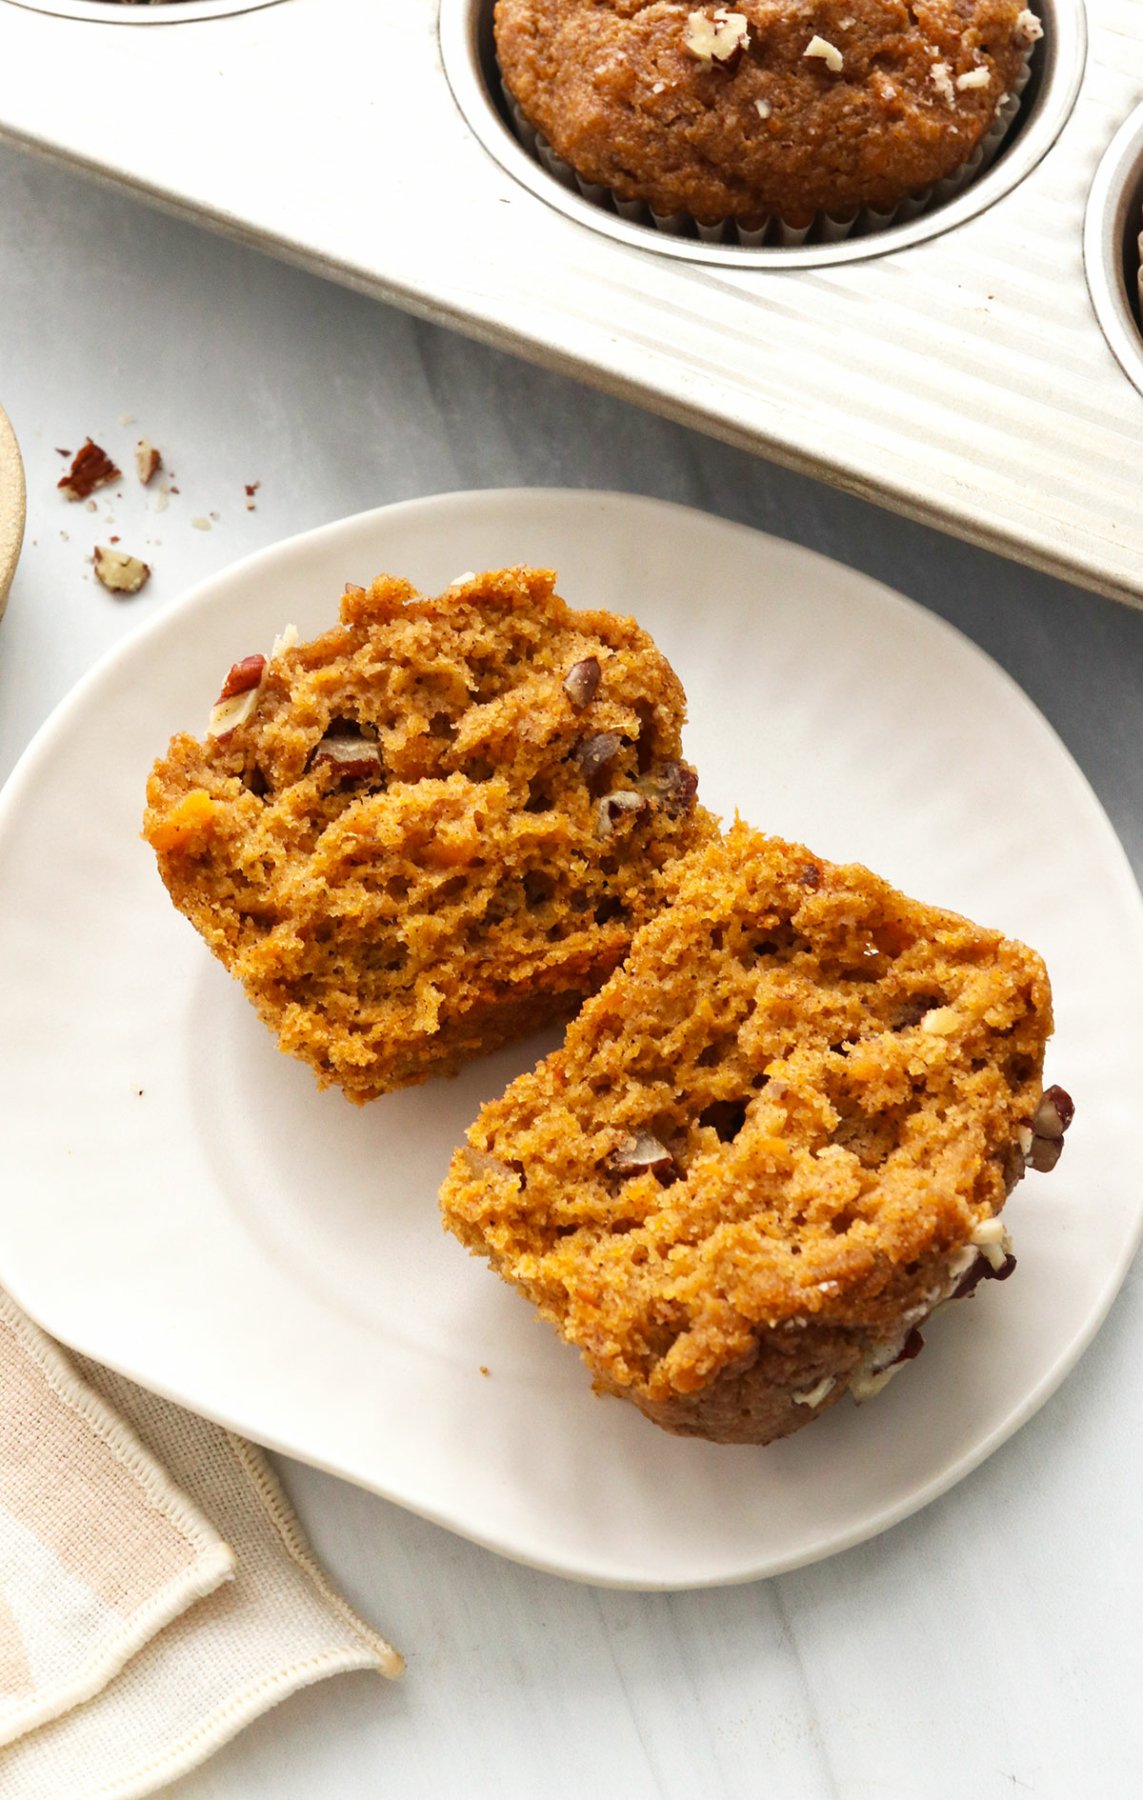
442;0;1078;269
1084;101;1143;400
6;0;282;21
1;0;1142;603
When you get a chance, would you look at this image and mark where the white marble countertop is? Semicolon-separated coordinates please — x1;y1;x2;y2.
2;141;1142;1800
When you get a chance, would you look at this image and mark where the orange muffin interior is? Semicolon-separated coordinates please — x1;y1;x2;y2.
441;824;1060;1444
143;567;714;1101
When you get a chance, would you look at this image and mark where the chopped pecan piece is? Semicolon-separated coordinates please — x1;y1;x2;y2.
804;32;844;72
58;439;120;502
971;1216;1012;1270
1026;1083;1074;1173
644;760;698;815
576;732;621;782
1028;1135;1063;1174
310;735;383;781
606;1132;675;1178
684;8;750;67
563;657;601;708
135;438;162;485
890;1327;925;1366
208;655;266;740
596;791;649;837
93;546;150;595
462;1147;516;1182
1033;1085;1074;1140
217;654;267;702
953;1252;1017;1299
208;691;260;740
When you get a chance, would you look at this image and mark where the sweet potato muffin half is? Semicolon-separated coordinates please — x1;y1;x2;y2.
143;568;714;1101
440;824;1071;1445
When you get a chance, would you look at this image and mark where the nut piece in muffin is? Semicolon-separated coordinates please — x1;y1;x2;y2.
143;568;714;1102
496;0;1037;226
440;824;1069;1445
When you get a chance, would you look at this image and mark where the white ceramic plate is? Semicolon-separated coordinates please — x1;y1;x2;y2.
0;490;1139;1590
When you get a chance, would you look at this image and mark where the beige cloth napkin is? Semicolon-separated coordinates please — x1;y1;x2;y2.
0;1289;402;1800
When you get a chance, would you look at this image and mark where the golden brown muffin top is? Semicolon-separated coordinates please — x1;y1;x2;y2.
496;0;1038;223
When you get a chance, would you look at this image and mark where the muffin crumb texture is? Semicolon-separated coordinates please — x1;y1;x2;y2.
440;825;1059;1444
495;0;1036;224
143;567;712;1101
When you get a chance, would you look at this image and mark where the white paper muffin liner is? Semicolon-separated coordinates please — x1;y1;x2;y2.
504;53;1032;249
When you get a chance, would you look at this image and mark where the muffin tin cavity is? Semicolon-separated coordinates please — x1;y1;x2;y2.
1084;102;1143;400
4;0;285;22
440;0;1086;269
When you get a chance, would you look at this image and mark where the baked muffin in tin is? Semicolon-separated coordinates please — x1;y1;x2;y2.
496;0;1042;229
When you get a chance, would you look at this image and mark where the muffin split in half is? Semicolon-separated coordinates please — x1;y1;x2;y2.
144;567;713;1100
440;824;1065;1444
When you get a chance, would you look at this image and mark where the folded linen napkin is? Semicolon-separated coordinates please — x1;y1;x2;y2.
0;1288;402;1800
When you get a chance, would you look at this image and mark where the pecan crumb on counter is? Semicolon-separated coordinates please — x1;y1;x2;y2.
135;437;162;485
93;546;151;596
59;439;121;502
